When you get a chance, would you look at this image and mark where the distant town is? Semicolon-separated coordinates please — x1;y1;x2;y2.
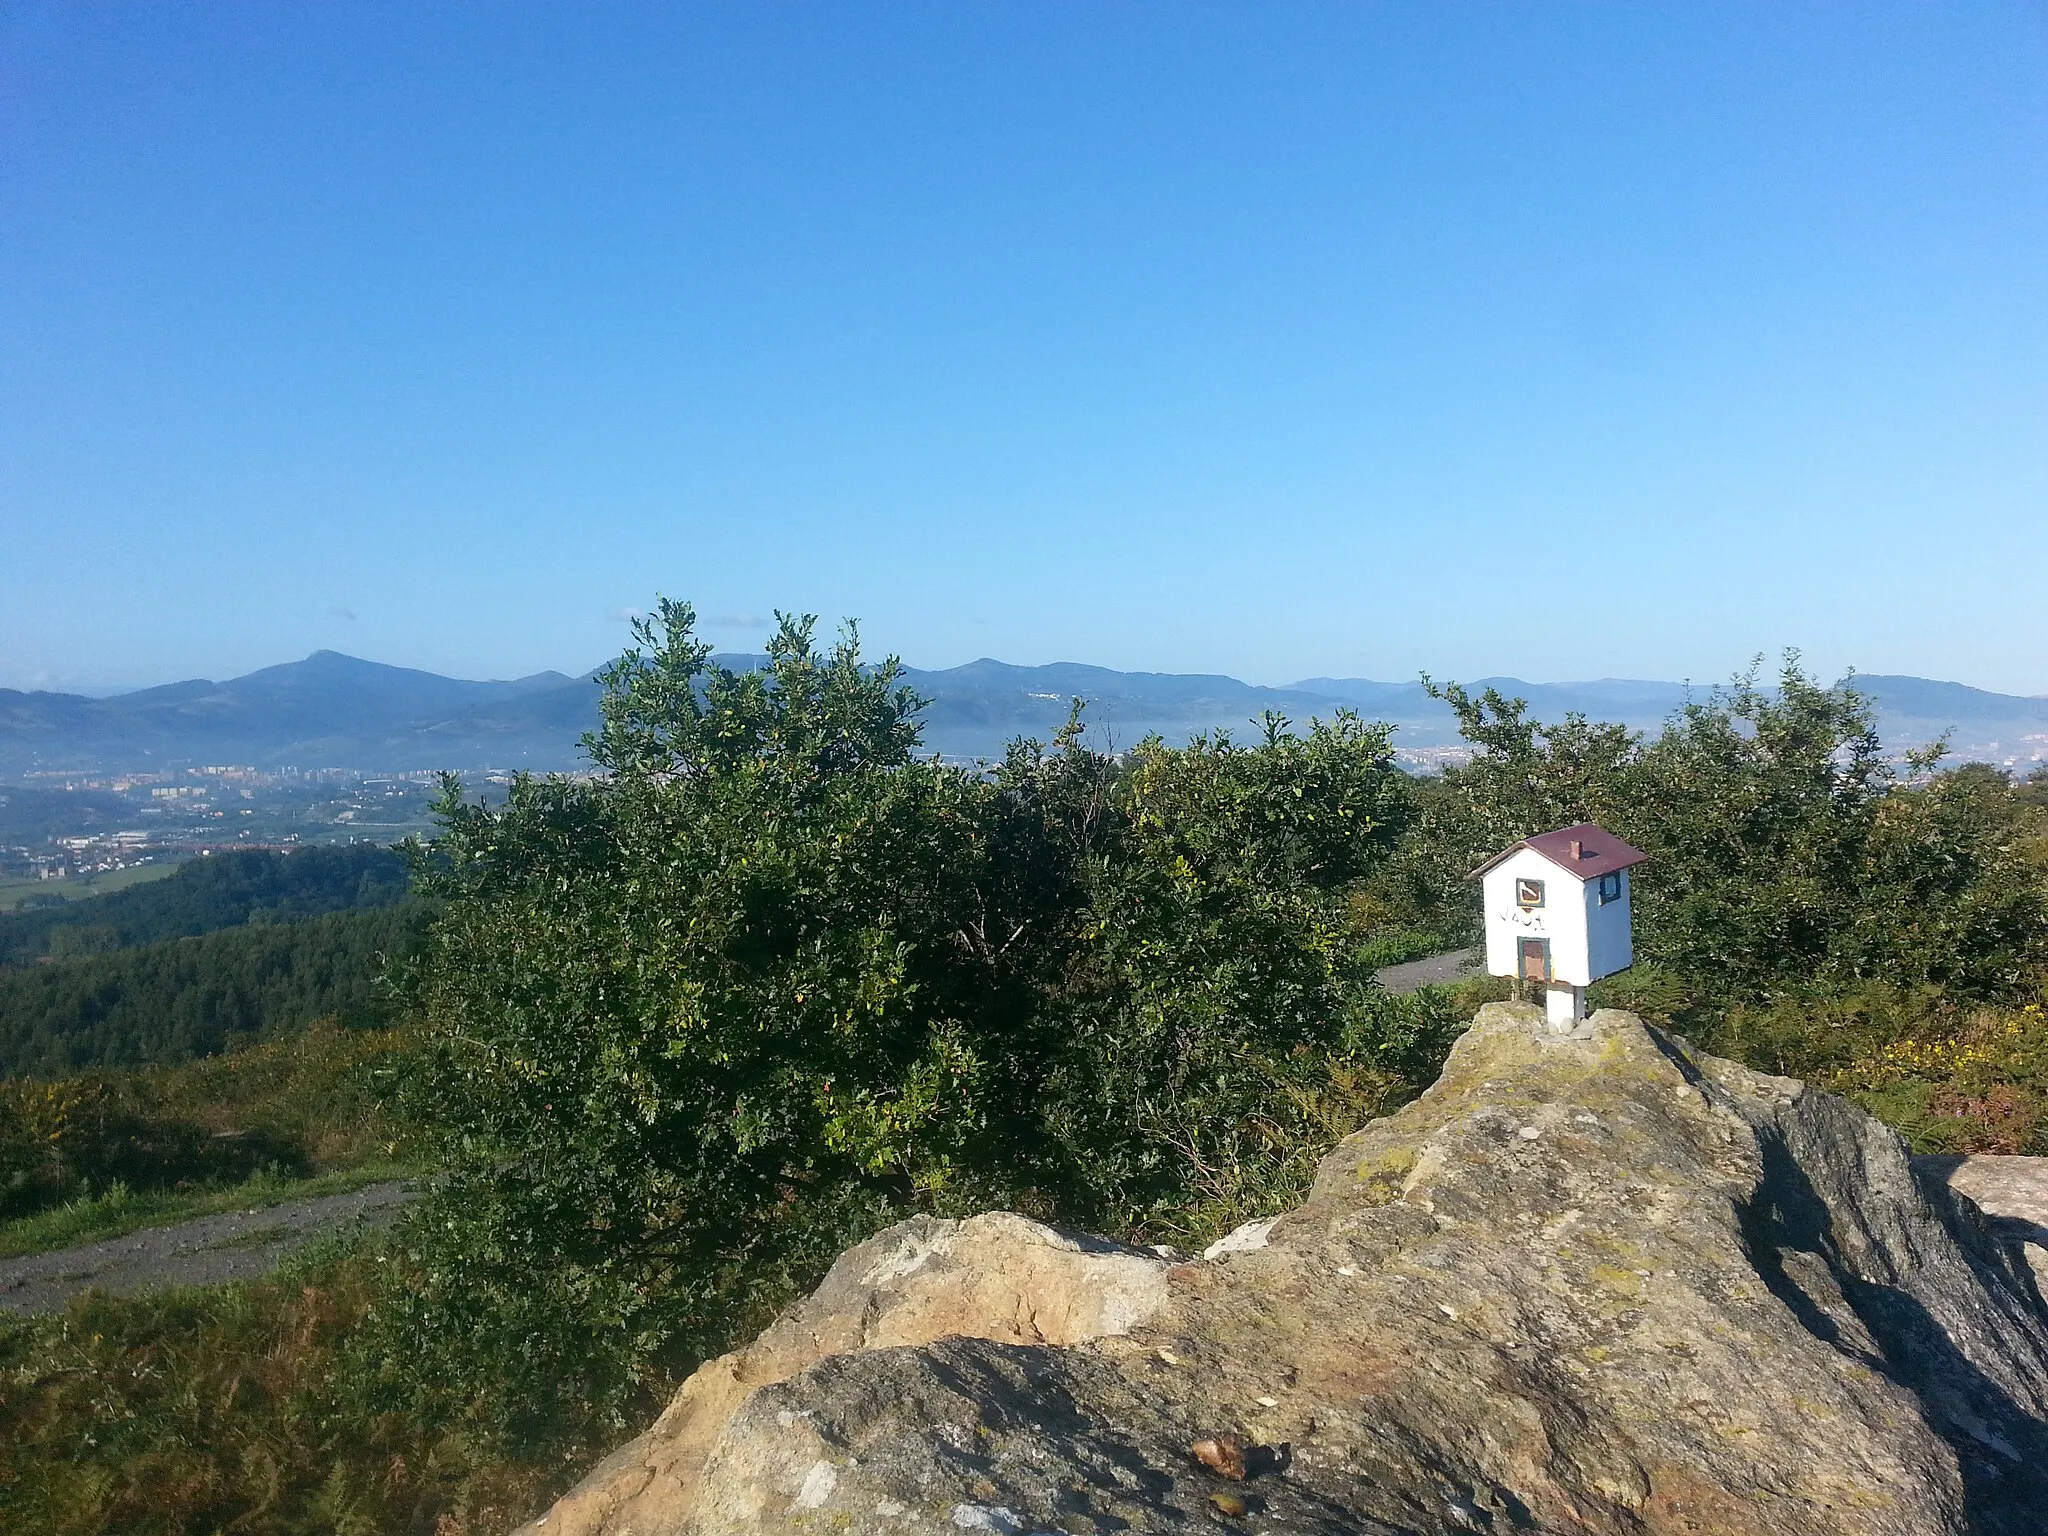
0;766;529;902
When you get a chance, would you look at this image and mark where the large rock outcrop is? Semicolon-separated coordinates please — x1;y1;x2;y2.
1916;1155;2048;1293
522;1213;1173;1536
525;1006;2048;1535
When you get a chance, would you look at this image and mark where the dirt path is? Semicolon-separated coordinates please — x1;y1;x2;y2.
0;1180;417;1317
1374;947;1478;994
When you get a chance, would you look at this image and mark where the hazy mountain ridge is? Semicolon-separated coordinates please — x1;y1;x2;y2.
2;651;2042;776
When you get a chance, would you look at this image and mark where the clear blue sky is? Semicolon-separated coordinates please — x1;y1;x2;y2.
3;3;2045;694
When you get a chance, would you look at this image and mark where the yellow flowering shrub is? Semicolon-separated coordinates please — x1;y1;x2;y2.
1828;1001;2048;1154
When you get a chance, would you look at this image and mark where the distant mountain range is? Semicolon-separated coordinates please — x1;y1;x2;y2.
2;650;2044;776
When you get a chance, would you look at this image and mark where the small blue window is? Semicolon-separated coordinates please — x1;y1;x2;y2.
1598;872;1622;905
1515;877;1545;909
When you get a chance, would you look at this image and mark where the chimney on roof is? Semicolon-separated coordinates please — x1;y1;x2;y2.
1569;838;1584;860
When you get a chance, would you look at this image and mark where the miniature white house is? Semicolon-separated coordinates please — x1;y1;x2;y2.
1471;822;1649;1029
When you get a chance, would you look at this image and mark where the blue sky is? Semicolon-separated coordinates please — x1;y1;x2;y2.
3;3;2045;694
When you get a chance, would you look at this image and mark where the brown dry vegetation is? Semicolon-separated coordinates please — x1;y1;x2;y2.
0;1251;560;1536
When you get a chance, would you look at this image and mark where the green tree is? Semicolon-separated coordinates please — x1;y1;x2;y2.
1388;657;2048;1007
366;606;996;1446
0;903;426;1077
362;602;1421;1454
1008;711;1422;1232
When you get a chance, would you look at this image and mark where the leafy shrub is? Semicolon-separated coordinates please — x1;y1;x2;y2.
1585;961;1693;1021
358;604;1422;1453
1707;989;2048;1156
1384;658;2048;1009
0;1076;302;1221
1354;925;1453;971
0;1023;413;1223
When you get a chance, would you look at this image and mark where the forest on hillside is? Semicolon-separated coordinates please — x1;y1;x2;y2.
0;844;408;966
0;845;418;1079
0;903;425;1078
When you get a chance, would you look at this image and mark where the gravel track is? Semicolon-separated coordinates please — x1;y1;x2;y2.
0;1180;417;1317
1373;946;1478;993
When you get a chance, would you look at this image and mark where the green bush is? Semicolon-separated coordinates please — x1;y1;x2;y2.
358;603;1424;1453
0;1023;413;1224
1383;658;2048;1010
1698;988;2048;1156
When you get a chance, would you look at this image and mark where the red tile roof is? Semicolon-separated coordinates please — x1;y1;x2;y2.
1467;822;1650;881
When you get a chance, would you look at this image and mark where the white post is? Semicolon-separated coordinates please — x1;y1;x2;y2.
1544;984;1584;1032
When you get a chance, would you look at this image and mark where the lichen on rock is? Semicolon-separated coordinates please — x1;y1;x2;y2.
523;1005;2048;1535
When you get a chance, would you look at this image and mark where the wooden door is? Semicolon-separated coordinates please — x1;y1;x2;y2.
1519;938;1548;983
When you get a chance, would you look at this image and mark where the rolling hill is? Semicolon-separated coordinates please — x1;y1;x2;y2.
2;651;2043;775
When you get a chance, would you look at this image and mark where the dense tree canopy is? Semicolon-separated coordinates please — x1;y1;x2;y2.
367;603;1427;1447
361;621;2048;1459
0;845;408;966
1381;658;2048;1006
0;903;425;1077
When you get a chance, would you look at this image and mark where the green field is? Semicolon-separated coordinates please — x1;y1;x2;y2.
0;860;187;912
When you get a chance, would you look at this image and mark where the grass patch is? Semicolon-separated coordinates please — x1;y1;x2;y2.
2;1023;417;1230
0;1239;569;1536
1819;997;2048;1155
0;1160;421;1259
0;860;185;911
1357;926;1457;972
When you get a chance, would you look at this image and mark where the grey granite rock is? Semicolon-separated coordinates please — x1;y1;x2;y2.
527;1006;2048;1535
1916;1154;2048;1294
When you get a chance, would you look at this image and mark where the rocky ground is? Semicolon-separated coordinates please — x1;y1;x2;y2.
0;1179;415;1316
524;1004;2048;1536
